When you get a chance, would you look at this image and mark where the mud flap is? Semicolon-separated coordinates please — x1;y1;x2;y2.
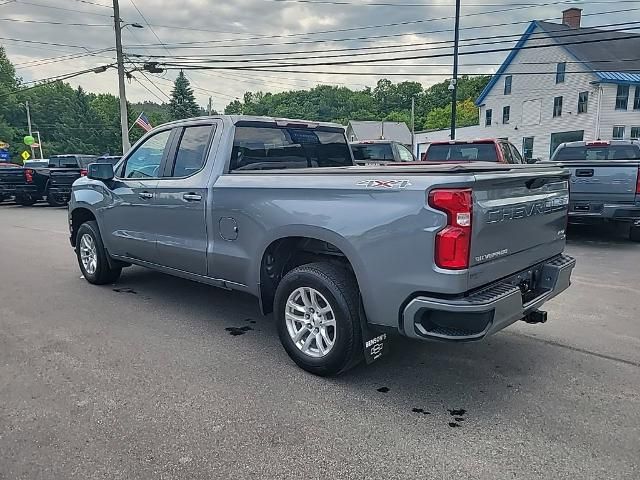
359;298;388;365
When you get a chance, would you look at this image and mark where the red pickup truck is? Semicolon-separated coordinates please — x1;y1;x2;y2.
422;139;527;164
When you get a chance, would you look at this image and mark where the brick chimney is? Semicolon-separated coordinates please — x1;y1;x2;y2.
562;8;582;29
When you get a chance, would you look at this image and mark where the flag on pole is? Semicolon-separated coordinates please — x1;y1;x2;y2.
134;112;153;132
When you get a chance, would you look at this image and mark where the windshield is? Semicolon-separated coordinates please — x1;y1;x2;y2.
553;145;640;161
351;143;394;161
230;126;353;171
426;143;499;162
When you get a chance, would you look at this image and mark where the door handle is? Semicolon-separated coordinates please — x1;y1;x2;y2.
183;193;202;202
575;169;594;177
138;191;153;199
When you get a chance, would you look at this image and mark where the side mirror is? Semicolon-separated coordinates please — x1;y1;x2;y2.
87;162;114;181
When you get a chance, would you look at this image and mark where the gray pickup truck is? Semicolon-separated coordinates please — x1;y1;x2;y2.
550;140;640;241
69;115;575;376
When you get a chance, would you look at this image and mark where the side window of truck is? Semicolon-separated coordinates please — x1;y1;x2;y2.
120;130;171;179
396;144;414;162
229;126;352;171
168;125;214;178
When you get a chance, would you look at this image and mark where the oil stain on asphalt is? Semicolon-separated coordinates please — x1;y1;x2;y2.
113;287;137;294
225;326;253;336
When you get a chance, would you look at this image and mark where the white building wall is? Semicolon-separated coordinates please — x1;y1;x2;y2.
415;24;640;159
597;84;640;140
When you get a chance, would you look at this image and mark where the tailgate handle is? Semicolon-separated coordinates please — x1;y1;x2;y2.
525;177;551;189
575;169;594;177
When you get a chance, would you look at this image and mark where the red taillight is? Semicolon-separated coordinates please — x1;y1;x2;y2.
428;188;472;270
24;168;34;183
80;169;88;177
636;168;640;195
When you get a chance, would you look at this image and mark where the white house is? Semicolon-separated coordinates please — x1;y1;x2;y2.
416;8;640;160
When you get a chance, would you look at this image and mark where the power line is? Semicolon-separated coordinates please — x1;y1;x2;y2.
158;30;640;70
148;74;240;100
131;74;167;103
0;17;111;26
130;20;640;63
15;0;113;17
71;0;111;8
124;4;639;49
264;0;630;5
14;49;115;69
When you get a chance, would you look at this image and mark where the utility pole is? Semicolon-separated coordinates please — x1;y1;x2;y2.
450;0;461;140
411;96;415;154
25;101;34;158
113;0;131;154
208;96;213;115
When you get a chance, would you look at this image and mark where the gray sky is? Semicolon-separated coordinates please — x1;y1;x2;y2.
0;0;632;111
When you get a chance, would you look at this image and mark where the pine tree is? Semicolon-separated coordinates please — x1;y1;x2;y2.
168;71;200;120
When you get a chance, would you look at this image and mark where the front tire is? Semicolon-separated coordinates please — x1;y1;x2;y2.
76;221;121;285
274;262;363;376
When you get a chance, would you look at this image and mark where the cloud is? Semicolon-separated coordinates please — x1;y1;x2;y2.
0;0;629;111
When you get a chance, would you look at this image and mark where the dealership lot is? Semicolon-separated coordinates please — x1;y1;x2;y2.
1;205;639;479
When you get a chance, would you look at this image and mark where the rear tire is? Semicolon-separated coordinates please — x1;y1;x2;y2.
76;220;121;285
630;224;640;242
14;194;38;206
274;262;363;376
47;192;67;207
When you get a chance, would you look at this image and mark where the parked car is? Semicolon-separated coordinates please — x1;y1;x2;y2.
549;140;640;241
30;154;97;206
351;140;415;165
422;139;527;164
0;162;39;205
69;115;575;376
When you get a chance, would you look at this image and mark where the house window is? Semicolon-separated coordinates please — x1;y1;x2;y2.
553;96;563;117
504;75;512;95
502;106;510;124
612;126;625;139
485;109;492;126
634;87;640;110
522;137;534;161
631;127;640;140
556;62;566;84
615;85;629;110
577;92;589;114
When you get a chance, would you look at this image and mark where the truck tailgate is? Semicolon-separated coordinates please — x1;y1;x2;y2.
468;169;570;289
562;161;639;203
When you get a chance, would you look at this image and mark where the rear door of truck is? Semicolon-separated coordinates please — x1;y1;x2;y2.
551;143;640;212
467;166;570;289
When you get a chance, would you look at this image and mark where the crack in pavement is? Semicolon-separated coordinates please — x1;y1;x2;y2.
508;332;640;368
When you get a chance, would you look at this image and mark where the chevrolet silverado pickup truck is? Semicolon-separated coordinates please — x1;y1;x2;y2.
351;140;416;165
550;140;640;241
32;154;97;206
69;115;575;376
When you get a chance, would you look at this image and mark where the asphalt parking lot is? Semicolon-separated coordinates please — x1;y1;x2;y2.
1;204;639;480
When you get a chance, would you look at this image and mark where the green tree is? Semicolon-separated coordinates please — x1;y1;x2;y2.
425;99;479;130
168;71;200;120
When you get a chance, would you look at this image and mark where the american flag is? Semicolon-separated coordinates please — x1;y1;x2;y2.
134;112;152;132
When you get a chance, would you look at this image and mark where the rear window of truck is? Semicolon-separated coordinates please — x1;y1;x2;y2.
230;126;353;171
426;143;499;162
351;143;394;161
553;145;640;161
49;157;80;168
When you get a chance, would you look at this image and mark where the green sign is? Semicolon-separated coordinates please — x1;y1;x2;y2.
23;135;35;146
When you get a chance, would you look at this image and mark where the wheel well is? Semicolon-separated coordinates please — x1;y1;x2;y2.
70;208;96;247
259;237;354;314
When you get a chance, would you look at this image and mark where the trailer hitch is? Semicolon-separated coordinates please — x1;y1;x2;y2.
523;309;547;324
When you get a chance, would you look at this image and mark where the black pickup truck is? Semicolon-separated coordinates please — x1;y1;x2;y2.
0;162;40;205
30;154;97;206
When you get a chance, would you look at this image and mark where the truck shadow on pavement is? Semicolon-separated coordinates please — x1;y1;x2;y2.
567;222;635;246
111;267;607;426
